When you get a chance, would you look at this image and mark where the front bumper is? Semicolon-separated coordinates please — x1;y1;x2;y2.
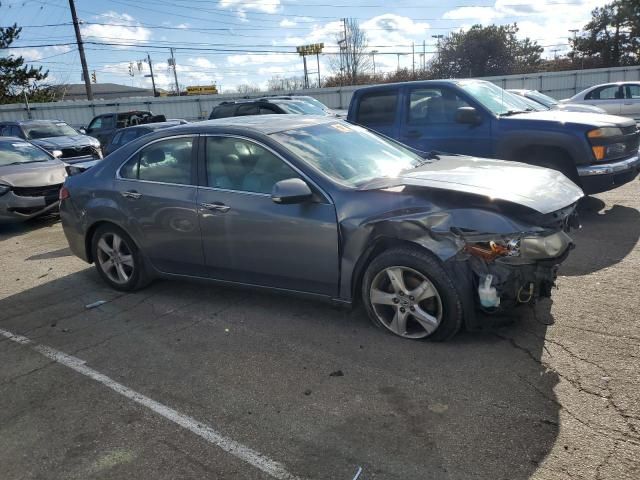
577;154;640;194
0;190;60;223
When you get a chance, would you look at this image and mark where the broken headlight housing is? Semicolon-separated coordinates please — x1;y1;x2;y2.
465;231;572;261
0;183;10;196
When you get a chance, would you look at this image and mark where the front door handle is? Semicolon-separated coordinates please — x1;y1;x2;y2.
200;202;230;212
121;190;142;199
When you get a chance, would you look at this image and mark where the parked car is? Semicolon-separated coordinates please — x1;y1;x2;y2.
0;137;67;223
0;120;102;164
508;89;607;114
104;120;187;156
85;111;155;147
347;79;640;194
60;115;582;341
209;98;330;119
562;82;640;121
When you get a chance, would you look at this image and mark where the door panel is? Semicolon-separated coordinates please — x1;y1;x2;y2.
622;84;640;121
197;136;339;296
115;135;205;276
401;86;493;156
584;85;622;115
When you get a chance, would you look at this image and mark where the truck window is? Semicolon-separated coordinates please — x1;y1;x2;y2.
356;91;398;126
210;104;237;119
408;88;470;124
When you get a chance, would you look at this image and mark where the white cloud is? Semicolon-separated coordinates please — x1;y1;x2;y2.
441;0;610;57
81;12;151;49
280;19;297;28
227;52;295;66
218;0;280;14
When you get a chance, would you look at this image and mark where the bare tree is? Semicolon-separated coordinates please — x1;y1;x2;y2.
330;18;371;85
235;83;262;95
266;75;306;91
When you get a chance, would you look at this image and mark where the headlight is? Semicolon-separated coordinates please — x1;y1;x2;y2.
0;184;10;196
520;231;572;259
588;127;623;139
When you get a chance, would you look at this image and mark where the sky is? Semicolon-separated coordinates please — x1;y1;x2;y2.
1;0;610;94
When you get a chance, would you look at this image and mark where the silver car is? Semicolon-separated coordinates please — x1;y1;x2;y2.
508;89;607;114
562;82;640;121
0;137;67;223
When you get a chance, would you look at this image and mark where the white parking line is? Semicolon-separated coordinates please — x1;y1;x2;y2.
0;328;303;480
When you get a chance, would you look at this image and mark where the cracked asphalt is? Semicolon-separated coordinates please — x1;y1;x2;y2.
1;180;639;480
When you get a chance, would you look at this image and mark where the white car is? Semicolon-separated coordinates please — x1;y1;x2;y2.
562;82;640;122
508;89;606;114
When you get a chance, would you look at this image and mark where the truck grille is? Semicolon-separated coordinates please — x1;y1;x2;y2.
12;184;62;199
60;146;99;159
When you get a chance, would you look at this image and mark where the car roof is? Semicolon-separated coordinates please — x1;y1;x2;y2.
353;78;487;93
117;121;184;131
171;114;336;135
12;119;66;126
0;136;28;143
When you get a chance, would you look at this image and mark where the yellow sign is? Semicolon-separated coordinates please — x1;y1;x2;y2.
296;43;324;56
186;85;218;95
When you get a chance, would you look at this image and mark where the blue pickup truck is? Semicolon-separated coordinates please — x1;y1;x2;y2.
347;79;640;194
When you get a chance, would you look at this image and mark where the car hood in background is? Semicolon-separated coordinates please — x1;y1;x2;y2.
0;160;67;187
30;135;99;150
552;103;607;114
505;110;636;128
361;155;584;215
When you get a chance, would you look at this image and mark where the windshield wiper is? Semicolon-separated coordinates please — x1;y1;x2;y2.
499;110;528;116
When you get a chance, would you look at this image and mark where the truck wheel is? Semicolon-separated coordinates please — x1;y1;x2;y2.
362;247;463;341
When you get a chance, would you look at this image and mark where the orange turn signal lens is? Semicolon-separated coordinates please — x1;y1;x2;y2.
591;145;606;161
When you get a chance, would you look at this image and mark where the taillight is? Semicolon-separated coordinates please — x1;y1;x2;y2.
59;186;70;201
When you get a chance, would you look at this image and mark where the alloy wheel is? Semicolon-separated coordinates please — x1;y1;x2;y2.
369;266;443;339
96;232;134;285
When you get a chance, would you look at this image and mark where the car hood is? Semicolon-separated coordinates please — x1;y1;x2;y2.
30;135;99;150
553;103;607;114
361;155;584;215
0;160;67;187
505;110;636;128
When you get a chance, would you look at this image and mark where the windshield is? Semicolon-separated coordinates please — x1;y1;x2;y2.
458;81;534;115
271;122;423;187
515;94;548;111
297;97;330;111
0;141;51;166
273;100;328;115
23;122;79;139
526;90;558;108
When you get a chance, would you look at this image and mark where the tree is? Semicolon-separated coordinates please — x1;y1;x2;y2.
266;75;306;91
330;18;371;85
430;24;543;78
570;0;640;67
0;23;49;103
234;83;262;95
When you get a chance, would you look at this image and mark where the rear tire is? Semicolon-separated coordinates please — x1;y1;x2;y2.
362;247;463;341
91;224;150;291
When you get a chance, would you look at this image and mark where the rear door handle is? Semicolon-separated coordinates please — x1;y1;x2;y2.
121;191;142;199
200;202;230;212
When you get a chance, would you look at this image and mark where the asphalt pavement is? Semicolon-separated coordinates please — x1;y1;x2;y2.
1;180;638;480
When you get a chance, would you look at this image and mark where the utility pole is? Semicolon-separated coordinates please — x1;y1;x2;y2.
412;42;415;76
422;40;426;70
169;48;180;95
68;0;92;100
316;52;321;88
147;53;157;97
342;18;349;81
370;50;378;76
432;34;444;64
569;29;582;69
302;55;309;88
397;53;401;72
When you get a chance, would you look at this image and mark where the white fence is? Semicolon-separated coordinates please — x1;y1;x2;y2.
1;65;639;125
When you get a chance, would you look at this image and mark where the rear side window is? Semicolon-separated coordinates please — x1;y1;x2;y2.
210;104;236;119
236;104;259;116
408;88;471;124
356;91;398;126
626;84;640;99
585;85;621;100
120;137;194;185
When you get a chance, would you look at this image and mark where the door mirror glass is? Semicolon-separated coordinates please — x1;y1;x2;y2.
77;127;87;135
455;106;481;125
271;178;312;204
51;149;63;158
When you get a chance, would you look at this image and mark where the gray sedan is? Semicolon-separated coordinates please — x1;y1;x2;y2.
60;116;582;340
0;137;67;223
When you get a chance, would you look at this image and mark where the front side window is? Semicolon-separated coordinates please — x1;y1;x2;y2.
272;121;423;188
457;80;531;115
586;85;621;100
205;137;299;194
120;137;194;185
408;88;471;124
356;91;398;126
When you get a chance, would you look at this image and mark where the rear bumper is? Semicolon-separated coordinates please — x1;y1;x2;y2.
60;199;90;262
577;154;640;194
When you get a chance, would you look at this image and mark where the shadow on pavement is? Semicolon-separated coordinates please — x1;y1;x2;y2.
0;266;560;480
0;215;60;240
561;198;640;276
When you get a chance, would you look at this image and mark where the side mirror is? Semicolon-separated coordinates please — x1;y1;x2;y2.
77;127;87;135
455;106;482;125
52;150;63;158
271;178;312;204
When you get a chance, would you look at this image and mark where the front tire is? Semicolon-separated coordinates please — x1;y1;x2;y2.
362;247;463;341
91;225;149;291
